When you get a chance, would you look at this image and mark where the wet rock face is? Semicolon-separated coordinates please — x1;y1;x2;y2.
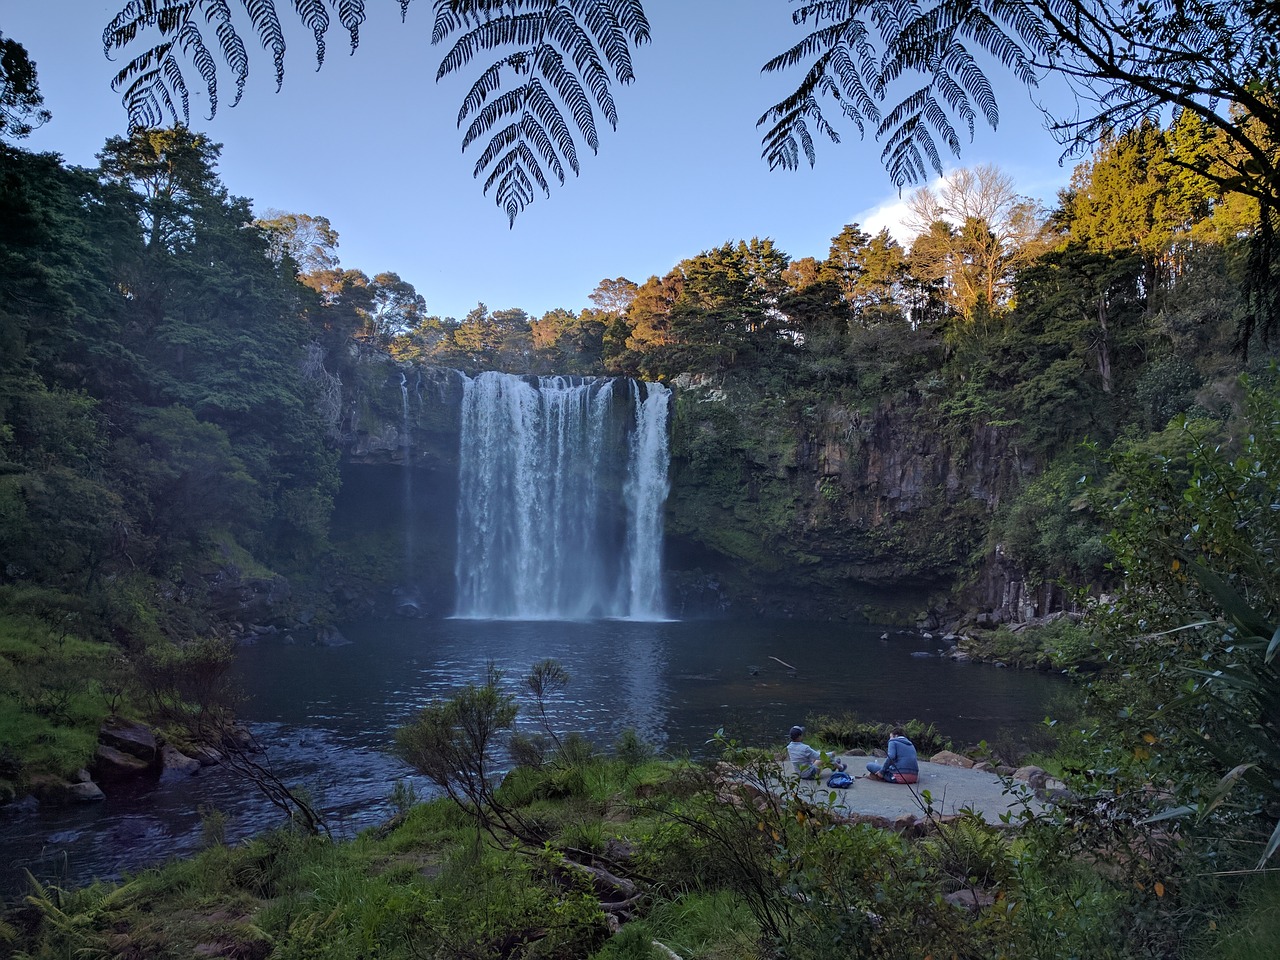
663;386;1047;621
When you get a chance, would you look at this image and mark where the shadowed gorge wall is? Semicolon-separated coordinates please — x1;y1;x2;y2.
332;357;1041;624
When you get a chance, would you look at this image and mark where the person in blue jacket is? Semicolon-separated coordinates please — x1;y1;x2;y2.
866;727;919;784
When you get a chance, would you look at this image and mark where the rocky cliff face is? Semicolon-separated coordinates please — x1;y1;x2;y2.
327;357;1053;624
663;375;1051;625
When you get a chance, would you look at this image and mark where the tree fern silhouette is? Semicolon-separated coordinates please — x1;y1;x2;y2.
104;0;649;224
760;0;1280;208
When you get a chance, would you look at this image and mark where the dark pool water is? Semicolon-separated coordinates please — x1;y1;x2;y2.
0;618;1070;897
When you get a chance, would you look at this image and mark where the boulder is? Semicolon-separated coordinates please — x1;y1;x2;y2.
28;775;105;803
98;718;158;764
945;888;996;912
315;625;352;647
1013;765;1049;789
929;751;974;768
160;745;202;780
190;744;224;766
93;744;152;779
892;813;918;834
68;780;106;802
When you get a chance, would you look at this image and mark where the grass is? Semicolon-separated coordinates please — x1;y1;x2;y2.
1188;871;1280;960
4;745;1269;960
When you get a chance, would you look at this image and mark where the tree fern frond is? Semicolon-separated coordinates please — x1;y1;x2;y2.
762;20;859;74
532;46;598;149
522;75;579;171
518;111;568;184
111;44;171;92
463;87;526;150
877;84;930;138
483;139;552;198
943;42;997;127
603;0;651;46
816;74;865;136
932;61;976;137
177;21;217;114
827;44;880;124
565;0;638;83
493;165;535;226
437;13;549;81
959;12;1035;85
985;0;1053;56
105;1;194;55
243;0;287;90
922;90;961;157
458;60;505;124
473;118;522;175
210;21;248;107
545;6;617;125
881;115;931;188
335;0;367;54
121;66;167;127
160;53;190;120
293;0;330;67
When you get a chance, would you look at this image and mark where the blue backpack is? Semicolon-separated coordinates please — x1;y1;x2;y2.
828;771;853;789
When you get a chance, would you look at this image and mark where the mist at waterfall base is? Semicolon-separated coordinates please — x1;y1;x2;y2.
1;619;1069;896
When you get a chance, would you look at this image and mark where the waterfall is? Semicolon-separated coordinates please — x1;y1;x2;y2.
398;372;420;614
454;372;671;620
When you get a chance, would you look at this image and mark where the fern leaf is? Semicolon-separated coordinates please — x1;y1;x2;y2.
532;45;599;149
121;67;166;128
177;20;217;116
160;52;190;120
544;7;617;126
458;60;506;125
484;139;552;197
518;111;567;184
495;164;536;225
209;14;248;108
944;43;997;128
462;88;526;151
473;120;521;178
566;0;647;83
243;0;287;90
523;75;579;172
104;0;187;53
922;91;961;157
933;62;976;137
436;13;548;82
335;0;367;54
293;0;330;67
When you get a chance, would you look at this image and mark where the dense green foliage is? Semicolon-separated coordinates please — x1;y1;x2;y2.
0;130;343;791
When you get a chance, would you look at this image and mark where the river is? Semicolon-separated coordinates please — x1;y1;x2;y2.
0;617;1070;898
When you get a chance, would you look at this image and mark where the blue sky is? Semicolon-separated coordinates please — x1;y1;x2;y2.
4;1;1080;321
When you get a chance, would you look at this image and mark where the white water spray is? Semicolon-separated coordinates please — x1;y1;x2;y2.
453;372;671;620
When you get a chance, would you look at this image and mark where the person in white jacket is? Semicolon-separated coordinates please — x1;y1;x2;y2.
786;725;847;781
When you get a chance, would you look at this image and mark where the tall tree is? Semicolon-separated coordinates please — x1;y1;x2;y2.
0;32;50;141
905;165;1048;319
255;210;342;276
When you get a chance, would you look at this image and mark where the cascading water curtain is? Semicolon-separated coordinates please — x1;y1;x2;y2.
454;372;671;620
